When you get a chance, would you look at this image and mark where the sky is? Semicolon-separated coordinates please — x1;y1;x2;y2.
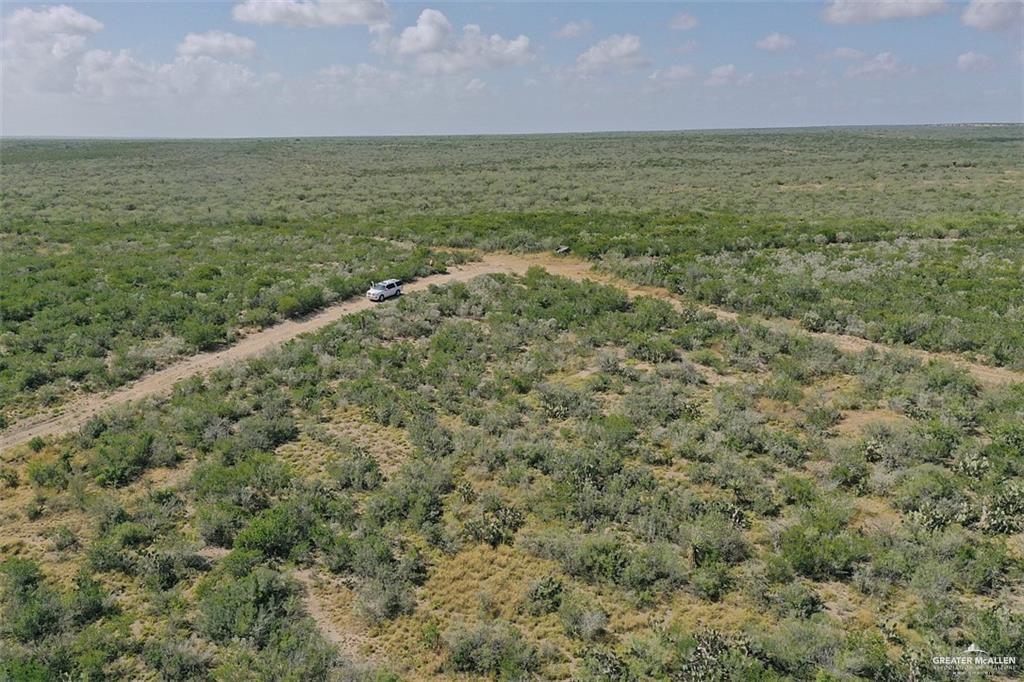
1;0;1021;137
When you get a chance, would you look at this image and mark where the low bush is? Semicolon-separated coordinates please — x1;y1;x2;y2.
196;502;247;548
143;637;212;681
777;501;868;580
233;500;321;560
465;501;525;548
619;543;687;600
0;558;63;643
690;513;750;567
522;575;563;616
444;621;538;679
197;566;299;647
90;431;155;487
559;591;608;642
52;525;79;551
769;581;823;619
328;449;382;491
690;562;733;602
26;453;72;490
893;464;967;529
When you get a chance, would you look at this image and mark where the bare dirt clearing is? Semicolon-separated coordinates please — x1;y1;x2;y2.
3;251;1020;453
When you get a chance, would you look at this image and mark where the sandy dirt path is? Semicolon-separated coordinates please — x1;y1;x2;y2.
2;251;1020;453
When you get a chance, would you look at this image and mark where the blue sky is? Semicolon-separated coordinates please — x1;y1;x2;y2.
2;1;1021;136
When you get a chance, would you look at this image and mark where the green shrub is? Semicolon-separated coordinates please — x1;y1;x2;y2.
366;459;452;531
90;431;154;487
576;647;632;682
234;501;320;560
691;513;750;567
87;521;154;573
0;558;64;643
627;334;677;363
465;503;525;548
522;575;563;616
355;578;417;623
670;627;769;680
328;450;382;491
777;502;868;580
619;543;687;599
830;449;870;494
561;534;627;584
67;572;114;625
52;525;79;551
196;502;246;547
893;464;966;529
778;475;819;506
27;453;71;490
559;592;608;641
0;557;44;599
0;466;19;488
209;620;343;681
444;621;538;679
182;319;225;351
275;285;324;318
750;616;843;677
537;382;596;420
144;637;212;681
198;567;298;647
984;479;1024;533
690;562;733;602
769;581;823;619
234;414;298;453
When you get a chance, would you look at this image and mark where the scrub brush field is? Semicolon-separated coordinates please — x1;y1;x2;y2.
1;125;1023;680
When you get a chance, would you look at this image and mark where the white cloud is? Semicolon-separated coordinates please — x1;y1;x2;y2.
554;20;592;39
644;64;696;93
2;5;103;92
75;50;259;99
380;9;532;74
649;65;696;81
956;50;994;71
417;25;532;74
845;51;914;77
669;12;699;30
465;77;487;92
3;3;103;39
177;31;256;59
829;46;866;60
575;34;648;74
961;0;1024;30
396;8;451;54
823;0;945;24
669;39;698;55
756;32;796;51
315;62;405;100
232;0;389;28
704;63;753;86
705;64;734;86
2;5;264;102
780;67;812;82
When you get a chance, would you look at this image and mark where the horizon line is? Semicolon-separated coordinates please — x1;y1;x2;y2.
2;121;1021;142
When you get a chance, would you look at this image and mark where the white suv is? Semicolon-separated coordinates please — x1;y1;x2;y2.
366;278;403;302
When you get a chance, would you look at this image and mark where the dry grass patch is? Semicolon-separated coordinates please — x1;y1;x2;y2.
835;408;909;437
666;589;768;635
373;543;572;679
277;406;415;480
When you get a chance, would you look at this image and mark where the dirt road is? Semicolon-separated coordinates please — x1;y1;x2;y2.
2;252;1020;453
